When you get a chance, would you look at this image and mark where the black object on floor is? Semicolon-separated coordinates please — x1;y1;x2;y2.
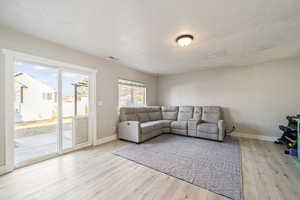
276;115;299;155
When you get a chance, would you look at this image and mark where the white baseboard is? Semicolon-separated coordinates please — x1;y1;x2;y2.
230;131;277;142
0;165;7;176
95;134;118;146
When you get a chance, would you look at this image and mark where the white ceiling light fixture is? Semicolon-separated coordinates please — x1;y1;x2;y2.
176;34;194;47
107;56;119;61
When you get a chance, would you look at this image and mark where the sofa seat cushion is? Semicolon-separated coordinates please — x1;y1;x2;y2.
140;120;170;133
156;120;172;128
170;121;188;130
197;123;218;134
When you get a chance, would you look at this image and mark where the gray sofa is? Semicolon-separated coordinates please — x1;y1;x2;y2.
118;106;225;143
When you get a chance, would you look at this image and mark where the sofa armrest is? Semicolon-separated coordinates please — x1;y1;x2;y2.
188;119;200;130
218;120;225;141
118;121;141;143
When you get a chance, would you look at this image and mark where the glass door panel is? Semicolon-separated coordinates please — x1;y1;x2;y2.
14;61;59;165
62;72;89;150
12;59;91;167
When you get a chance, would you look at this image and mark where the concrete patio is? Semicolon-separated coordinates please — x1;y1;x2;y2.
15;131;72;164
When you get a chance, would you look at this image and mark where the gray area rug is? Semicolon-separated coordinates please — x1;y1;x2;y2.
113;134;242;200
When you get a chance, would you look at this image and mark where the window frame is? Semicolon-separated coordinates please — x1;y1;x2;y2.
118;79;147;107
42;92;53;101
2;48;98;172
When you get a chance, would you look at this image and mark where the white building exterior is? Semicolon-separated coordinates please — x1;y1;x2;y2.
15;72;89;123
15;73;57;123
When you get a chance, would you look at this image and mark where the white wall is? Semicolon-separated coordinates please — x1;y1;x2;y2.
0;54;5;167
0;26;158;167
158;58;300;137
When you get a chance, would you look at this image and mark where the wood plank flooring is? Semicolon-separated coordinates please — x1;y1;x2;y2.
0;137;299;200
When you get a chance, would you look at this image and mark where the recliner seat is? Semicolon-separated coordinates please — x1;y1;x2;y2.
118;105;225;143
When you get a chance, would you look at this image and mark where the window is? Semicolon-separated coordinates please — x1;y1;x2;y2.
43;92;52;100
118;79;146;107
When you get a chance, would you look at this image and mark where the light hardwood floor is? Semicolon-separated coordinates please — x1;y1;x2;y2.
0;137;299;200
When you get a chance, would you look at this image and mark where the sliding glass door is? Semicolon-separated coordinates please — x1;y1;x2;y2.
62;72;89;151
13;61;91;166
14;62;59;165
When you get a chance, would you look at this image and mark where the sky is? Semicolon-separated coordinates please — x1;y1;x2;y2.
15;61;88;96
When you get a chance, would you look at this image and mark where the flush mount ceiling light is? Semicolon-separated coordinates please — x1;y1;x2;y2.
176;34;194;47
107;56;119;61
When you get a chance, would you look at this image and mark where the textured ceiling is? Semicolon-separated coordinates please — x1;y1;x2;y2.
0;0;300;74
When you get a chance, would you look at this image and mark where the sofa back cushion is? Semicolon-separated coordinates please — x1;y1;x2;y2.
147;106;162;121
119;107;138;121
161;106;178;120
120;106;162;122
193;106;202;120
148;112;161;121
177;106;194;121
137;113;150;122
202;106;221;123
120;106;221;123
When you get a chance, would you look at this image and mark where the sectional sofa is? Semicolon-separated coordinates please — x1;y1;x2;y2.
118;106;225;143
